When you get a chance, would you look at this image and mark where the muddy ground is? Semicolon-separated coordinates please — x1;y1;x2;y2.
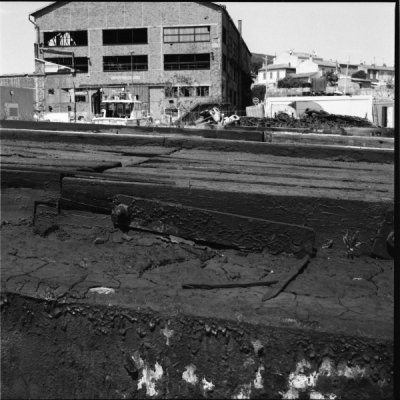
0;126;394;399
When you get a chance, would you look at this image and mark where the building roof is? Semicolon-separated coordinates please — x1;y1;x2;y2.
264;64;296;71
313;60;337;68
30;2;64;17
289;72;320;79
359;64;394;72
291;52;312;58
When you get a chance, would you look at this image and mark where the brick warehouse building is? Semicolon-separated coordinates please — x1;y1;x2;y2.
25;1;252;121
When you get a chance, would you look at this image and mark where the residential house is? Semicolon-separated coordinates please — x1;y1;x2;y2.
262;64;296;88
338;62;359;77
296;58;337;76
273;50;320;68
358;64;395;86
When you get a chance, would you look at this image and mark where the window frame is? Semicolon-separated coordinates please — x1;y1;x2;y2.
164;53;210;71
163;26;210;44
165;85;210;98
44;57;89;73
102;28;148;45
103;55;149;72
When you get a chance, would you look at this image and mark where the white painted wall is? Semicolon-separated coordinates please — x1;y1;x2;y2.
296;60;319;74
264;95;374;122
273;52;303;67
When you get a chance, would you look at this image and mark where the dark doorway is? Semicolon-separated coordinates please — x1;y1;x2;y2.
92;89;101;115
381;106;387;127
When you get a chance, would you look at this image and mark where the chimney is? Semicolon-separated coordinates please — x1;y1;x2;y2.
238;20;242;36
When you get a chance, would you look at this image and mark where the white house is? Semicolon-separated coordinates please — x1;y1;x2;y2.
296;59;337;75
261;64;295;88
273;50;319;68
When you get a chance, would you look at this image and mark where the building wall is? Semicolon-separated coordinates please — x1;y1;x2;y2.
32;1;252;120
0;86;35;119
273;53;305;68
0;75;45;113
296;60;319;74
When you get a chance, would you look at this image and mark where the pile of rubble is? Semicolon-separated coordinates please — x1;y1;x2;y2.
193;107;240;128
240;110;375;130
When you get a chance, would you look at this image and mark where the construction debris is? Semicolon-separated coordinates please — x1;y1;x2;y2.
240;110;375;130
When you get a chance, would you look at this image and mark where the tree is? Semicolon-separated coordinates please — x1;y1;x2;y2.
325;71;338;86
351;70;367;80
251;85;266;103
277;77;310;88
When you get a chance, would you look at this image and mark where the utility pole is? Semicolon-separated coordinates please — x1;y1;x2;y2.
344;57;349;95
130;51;135;88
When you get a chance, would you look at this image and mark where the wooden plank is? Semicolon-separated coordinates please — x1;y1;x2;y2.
162;137;394;164
112;195;315;257
1;128;393;163
165;149;394;171
264;132;394;149
1;168;61;190
125;159;394;186
60;177;392;253
1;159;121;172
106;166;393;194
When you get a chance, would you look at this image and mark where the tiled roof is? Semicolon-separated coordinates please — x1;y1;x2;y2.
289;72;320;79
360;64;394;71
265;64;296;71
314;60;337;67
291;52;312;58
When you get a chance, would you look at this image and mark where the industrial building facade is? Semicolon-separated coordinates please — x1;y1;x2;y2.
28;1;252;121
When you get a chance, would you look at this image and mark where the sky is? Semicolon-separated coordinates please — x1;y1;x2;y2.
0;1;396;75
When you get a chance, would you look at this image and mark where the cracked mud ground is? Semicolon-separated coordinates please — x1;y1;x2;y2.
1;188;393;399
0;132;394;399
1;202;393;339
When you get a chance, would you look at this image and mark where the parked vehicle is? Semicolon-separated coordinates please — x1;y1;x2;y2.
92;92;151;126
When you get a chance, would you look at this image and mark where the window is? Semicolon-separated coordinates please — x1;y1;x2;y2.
196;86;209;96
103;55;148;71
164;53;210;70
103;28;147;45
263;72;266;79
48;88;55;95
165;86;210;97
44;57;89;73
222;27;226;44
75;95;86;102
163;26;210;43
270;72;273;79
44;30;88;47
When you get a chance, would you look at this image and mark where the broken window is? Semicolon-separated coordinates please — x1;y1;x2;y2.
165;86;209;97
103;55;148;71
103;28;147;45
163;26;210;43
195;86;209;96
48;88;55;95
44;57;89;73
164;54;210;70
44;31;88;47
